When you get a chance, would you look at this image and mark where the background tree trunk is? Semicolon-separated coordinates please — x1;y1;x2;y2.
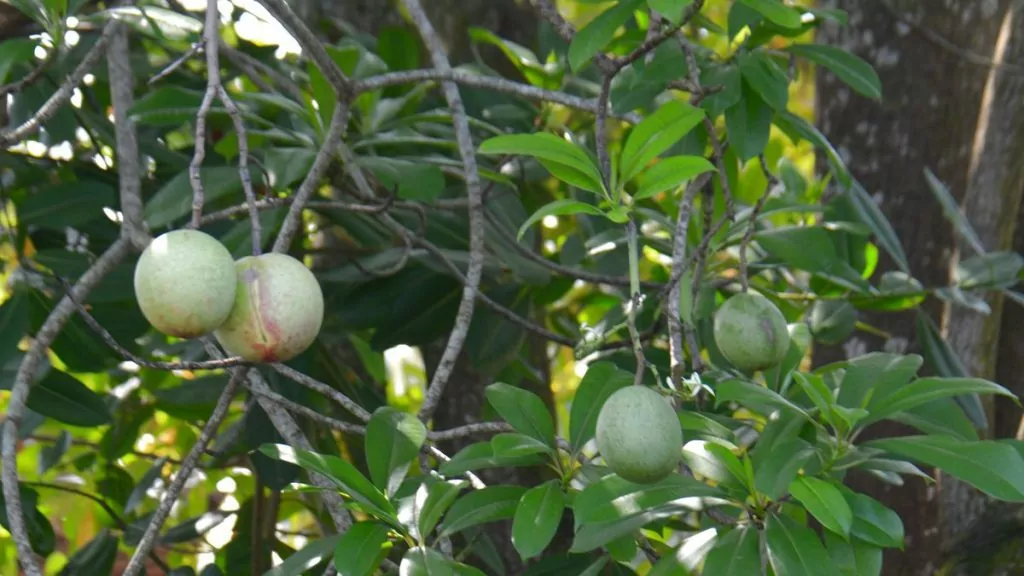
815;1;1024;574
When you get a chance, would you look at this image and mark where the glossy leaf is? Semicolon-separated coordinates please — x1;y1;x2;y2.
333;522;391;576
400;547;486;576
439;485;527;537
414;477;466;541
725;81;772;162
648;0;695;25
479;133;605;195
266;534;341;576
914;310;986;428
0;484;55;556
26;370;111;427
738;50;790;111
58;529;118;575
0;289;29;365
512;480;565;560
738;0;802;28
715;379;810;419
753;438;815;500
485;382;556;447
842;489;904;548
864;377;1016;425
439;441;547;476
786;44;881;100
682;440;748;489
765;513;841;575
569;362;632;455
516;199;606;240
568;0;646;72
755;226;870;291
633;155;716;199
866;435;1024;501
144;166;244;228
18;180;115;229
792;372;835;417
620;100;706;182
789;476;852;538
570;506;680;553
365;407;427;496
956;251;1024;290
701;525;761;576
573;473;722;525
824;531;883;576
491;433;555;459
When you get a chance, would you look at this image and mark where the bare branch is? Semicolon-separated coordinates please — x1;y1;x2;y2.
272;104;348;253
149;40;205;86
0;20;118;148
122;371;242;576
220;42;304;101
215;84;262;254
1;239;131;576
667;174;710;387
0;44;56;99
354;68;641;124
401;0;486;424
106;22;152;251
187;0;220;229
428;422;513;442
270;363;372;422
202;341;354;531
252;0;352;97
738;155;777;292
242;379;367;435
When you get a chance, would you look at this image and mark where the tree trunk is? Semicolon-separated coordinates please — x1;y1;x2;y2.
814;1;1024;574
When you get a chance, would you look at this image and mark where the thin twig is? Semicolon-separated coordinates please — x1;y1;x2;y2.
272;104;348;252
106;22;152;251
187;0;220;229
270;364;372;422
215;84;262;254
121;371;242;576
148;40;205;86
1;239;131;576
0;20;118;148
242;379;367;434
0;45;57;99
402;0;486;424
738;156;776;292
428;422;514;442
220;42;303;101
667;174;710;387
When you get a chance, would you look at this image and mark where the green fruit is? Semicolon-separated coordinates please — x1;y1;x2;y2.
809;300;857;345
596;386;682;484
133;230;237;338
214;253;324;363
713;291;790;372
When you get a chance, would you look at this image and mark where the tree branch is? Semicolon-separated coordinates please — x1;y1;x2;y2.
106;22;151;251
401;0;486;424
121;370;242;576
270;363;372;422
0;20;118;148
1;239;131;576
667;174;710;387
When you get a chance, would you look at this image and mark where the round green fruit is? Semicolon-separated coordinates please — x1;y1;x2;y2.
713;291;790;372
214;253;324;363
596;386;682;484
809;300;857;345
133;230;237;338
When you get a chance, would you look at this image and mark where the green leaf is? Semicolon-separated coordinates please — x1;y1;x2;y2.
365;407;427;497
786;44;881;100
0;484;56;556
144;166;244;228
485;383;556;447
956;251;1024;290
265;534;341;576
842;490;904;548
58;529;118;576
518;201;606;241
438;441;547;476
923;168;985;255
738;50;790;110
738;0;802;28
864;377;1016;426
259;444;398;520
27;370;111;427
620;100;706;182
892;399;977;441
765;513;840;575
866;436;1024;501
414;478;466;541
775;111;851;189
633;155;716;199
824;531;883;576
682;440;748;489
569;362;632;455
439;485;527;537
18;180;115;229
832;352;922;412
788;476;852;538
125;457;168;514
264;147;317;189
333;522;390;576
756;226;871;291
0;290;29;365
570;506;680;553
701;525;761;575
573;473;722;524
400;547;486;576
715;379;810;419
792;372;835;417
491;433;555;459
725;81;773;162
512;480;565;560
647;0;694;25
914;310;986;428
479;133;605;194
568;0;646;72
753;438;815;500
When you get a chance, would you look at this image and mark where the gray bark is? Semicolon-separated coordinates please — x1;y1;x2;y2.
815;1;1024;575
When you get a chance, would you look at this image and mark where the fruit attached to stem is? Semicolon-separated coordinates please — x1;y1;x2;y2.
713;291;790;372
596;386;683;484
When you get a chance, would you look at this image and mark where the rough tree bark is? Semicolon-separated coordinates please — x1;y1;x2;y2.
815;1;1024;575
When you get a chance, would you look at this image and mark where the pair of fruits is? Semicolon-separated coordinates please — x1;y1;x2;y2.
595;291;790;484
133;230;324;363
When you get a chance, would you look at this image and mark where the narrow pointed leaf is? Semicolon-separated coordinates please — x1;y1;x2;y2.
517;199;605;240
633;155;716;199
765;513;841;575
512;480;565;560
439;485;527;537
788;476;853;538
568;0;646;72
786;44;881;100
702;525;761;575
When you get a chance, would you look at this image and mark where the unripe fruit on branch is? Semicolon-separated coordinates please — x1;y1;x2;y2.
213;253;324;363
596;386;683;484
133;230;237;338
713;291;790;372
